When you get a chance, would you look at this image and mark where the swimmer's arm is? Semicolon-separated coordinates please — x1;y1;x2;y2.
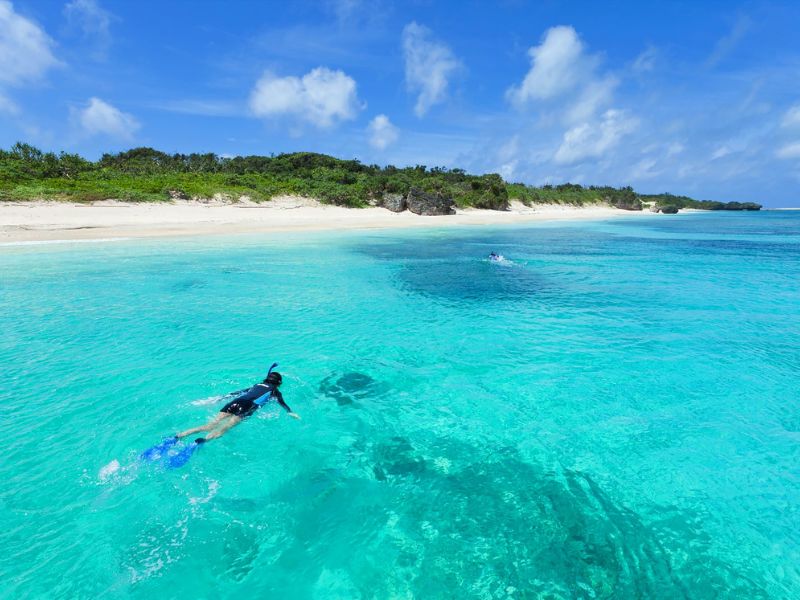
276;391;301;420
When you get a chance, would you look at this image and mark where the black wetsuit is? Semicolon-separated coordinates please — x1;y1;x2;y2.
220;383;291;418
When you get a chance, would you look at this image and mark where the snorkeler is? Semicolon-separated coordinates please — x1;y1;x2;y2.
176;370;300;445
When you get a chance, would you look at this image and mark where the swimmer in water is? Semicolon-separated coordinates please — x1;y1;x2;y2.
176;371;299;444
488;251;504;262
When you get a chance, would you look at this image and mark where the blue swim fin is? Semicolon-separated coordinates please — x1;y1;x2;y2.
140;436;178;461
166;439;204;469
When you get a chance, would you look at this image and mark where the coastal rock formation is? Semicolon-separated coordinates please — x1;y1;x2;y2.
649;205;679;214
382;193;407;213
700;201;762;211
611;197;643;211
406;187;456;216
720;202;761;211
168;189;189;200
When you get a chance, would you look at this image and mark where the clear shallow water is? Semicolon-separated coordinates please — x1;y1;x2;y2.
1;211;799;598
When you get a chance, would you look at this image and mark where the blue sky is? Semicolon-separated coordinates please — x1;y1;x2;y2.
1;0;799;206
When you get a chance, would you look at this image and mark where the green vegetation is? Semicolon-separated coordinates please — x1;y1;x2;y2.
508;182;642;210
0;142;760;210
640;192;762;211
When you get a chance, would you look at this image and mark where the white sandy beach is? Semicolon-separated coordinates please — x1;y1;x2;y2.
0;197;656;244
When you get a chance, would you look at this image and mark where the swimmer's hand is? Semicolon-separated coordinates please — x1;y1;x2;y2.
288;412;301;420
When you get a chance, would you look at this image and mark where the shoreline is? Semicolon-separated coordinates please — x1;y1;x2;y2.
1;197;666;245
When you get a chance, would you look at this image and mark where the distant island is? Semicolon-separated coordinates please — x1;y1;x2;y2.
0;143;762;214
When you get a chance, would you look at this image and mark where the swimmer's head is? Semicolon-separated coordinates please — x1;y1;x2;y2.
264;371;282;386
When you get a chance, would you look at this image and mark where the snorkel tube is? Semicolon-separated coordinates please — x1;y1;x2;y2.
254;361;280;407
266;362;279;379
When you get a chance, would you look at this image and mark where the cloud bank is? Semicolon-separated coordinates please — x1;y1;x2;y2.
501;26;637;172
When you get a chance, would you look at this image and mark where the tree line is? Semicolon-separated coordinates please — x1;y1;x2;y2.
0;142;760;211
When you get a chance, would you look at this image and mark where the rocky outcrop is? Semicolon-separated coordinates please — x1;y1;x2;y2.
406;187;455;216
720;202;761;211
649;204;679;214
167;189;189;200
381;193;407;213
611;197;643;211
685;201;762;211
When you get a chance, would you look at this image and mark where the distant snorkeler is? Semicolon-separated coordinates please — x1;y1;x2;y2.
176;367;300;446
488;251;505;262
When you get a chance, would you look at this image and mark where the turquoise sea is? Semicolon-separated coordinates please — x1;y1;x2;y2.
1;211;799;599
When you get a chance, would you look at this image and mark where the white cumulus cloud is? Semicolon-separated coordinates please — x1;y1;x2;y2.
506;26;590;106
554;109;638;165
402;22;461;117
249;67;362;128
78;97;139;138
507;25;619;126
368;114;399;149
0;0;60;86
